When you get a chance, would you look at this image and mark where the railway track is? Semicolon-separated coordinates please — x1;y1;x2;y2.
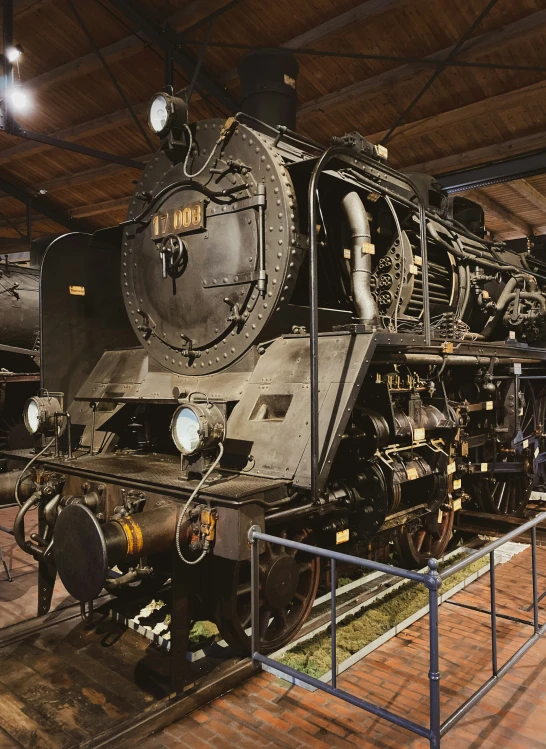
0;534;505;749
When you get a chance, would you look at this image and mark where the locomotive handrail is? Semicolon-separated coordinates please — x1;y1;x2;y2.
249;509;546;748
121;178;248;227
307;146;431;502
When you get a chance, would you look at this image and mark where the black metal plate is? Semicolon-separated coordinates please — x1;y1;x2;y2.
54;502;108;601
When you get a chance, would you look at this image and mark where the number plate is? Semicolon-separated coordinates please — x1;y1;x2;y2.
151;200;205;239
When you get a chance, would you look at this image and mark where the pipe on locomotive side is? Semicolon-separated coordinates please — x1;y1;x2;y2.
0;469;34;506
341;191;379;326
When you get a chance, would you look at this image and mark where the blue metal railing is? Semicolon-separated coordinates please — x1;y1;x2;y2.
248;510;546;748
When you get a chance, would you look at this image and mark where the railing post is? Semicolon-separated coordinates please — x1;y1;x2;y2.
427;558;441;749
331;558;337;689
532;526;539;634
249;524;261;669
490;550;498;676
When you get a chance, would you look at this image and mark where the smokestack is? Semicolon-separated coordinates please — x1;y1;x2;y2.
238;48;298;130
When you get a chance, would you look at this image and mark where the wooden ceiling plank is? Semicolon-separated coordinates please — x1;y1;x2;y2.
71;195;129;218
406;129;546;175
220;0;414;84
365;79;546;144
38;154;152;192
0;194;131;228
509;179;546;216
27;35;143;93
22;1;237;98
0;101;149;164
466;188;534;237
298;9;546;116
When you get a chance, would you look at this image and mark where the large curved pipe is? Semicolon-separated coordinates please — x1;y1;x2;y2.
341;191;379;326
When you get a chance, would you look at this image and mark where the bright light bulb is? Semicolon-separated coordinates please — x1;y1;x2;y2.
9;87;30;112
5;46;22;63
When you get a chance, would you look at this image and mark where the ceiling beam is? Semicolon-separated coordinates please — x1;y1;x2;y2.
408;129;546;178
71;196;129;219
38;154;153;192
108;0;238;113
0;195;132;229
297;8;546;116
0;172;92;232
26;35;143;94
365;80;546;146
23;1;238;96
508;179;546;215
465;189;534;238
219;0;414;84
0;101;149;164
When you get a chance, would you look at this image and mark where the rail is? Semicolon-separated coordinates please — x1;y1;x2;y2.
248;510;546;748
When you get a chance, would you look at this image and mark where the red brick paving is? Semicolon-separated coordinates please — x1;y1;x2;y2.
0;505;74;626
139;547;546;749
2;503;546;748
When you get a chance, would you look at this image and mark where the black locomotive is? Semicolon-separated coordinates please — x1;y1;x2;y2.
0;252;39;455
8;50;546;657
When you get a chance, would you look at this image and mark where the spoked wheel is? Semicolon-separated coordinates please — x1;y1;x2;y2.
213;528;320;654
477;474;531;516
396;506;454;568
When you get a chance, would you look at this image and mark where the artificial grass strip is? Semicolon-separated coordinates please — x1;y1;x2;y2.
278;556;488;678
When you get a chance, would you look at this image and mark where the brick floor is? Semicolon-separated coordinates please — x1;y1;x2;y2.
139;547;546;749
0;505;74;626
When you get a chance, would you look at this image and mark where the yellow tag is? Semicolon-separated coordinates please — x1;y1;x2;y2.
406;466;418;481
509;331;516;340
462;442;468;457
413;255;422;266
519;408;524;416
409;264;418;275
336;529;349;544
344;248;351;259
361;242;375;255
438;509;443;523
453;497;462;511
523;438;529;449
414;427;425;441
481;462;488;472
69;285;85;296
284;74;296;89
482;290;490;299
453;479;462;491
447;461;456;475
486;401;493;411
375;144;388;160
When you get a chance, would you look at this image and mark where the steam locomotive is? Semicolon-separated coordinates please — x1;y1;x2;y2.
0;252;39;453
8;50;546;657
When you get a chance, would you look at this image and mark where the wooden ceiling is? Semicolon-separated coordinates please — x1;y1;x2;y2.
1;0;546;245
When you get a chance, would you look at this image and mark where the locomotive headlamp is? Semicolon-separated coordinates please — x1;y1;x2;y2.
147;92;188;137
23;395;65;436
171;402;224;455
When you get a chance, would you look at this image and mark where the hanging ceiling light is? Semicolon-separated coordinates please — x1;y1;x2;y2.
8;85;31;112
5;44;23;64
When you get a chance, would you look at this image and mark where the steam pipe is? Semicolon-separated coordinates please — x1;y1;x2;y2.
308;146;430;502
341;191;379;326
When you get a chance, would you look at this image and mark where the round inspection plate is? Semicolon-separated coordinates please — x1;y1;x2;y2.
54;503;108;602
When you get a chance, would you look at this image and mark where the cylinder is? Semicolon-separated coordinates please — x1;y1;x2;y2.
238;48;299;130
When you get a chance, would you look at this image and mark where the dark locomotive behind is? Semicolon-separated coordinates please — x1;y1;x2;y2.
6;48;546;656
